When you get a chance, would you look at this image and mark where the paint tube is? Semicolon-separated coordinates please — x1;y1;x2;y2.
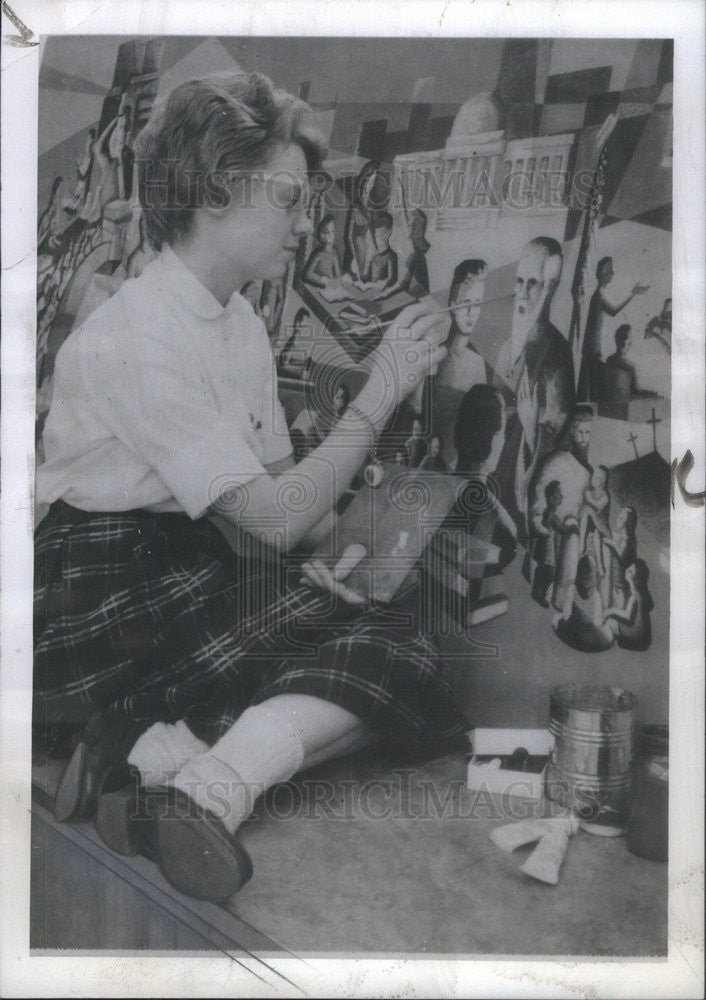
489;815;578;854
520;816;579;885
490;820;547;853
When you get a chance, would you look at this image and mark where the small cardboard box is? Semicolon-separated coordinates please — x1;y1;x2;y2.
466;728;554;800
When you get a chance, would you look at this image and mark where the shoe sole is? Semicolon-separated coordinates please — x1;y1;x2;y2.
96;786;253;902
96;786;142;856
53;741;86;823
155;810;253;901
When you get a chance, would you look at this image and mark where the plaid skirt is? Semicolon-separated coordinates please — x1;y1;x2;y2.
34;501;469;748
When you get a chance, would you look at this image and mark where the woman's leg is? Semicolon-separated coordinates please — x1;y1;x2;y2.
126;701;374;789
153;604;467;837
255;693;364;754
300;718;376;770
169;695;366;834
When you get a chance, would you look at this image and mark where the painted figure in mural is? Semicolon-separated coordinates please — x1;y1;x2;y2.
603;559;654;651
454;384;506;477
530;480;560;608
602;504;639;602
35;73;460;902
530;480;579;608
37;177;67;258
526;402;594;605
436;259;489;392
92;114;123;208
550;510;584;613
122;209;153;280
277;306;313;378
564;403;593;472
69;128;97;215
302;213;342;290
494;236;576;534
375;208;431;301
405;414;428;468
84;93;134;215
343;160;382;279
240;281;263;317
577;256;649;401
644;297;672;355
452;384;517;572
578;464;611;576
552;553;615;652
108;94;132;202
357;212;398;292
289;381;352;455
419;434;448;472
313;382;352;446
604;323;660;399
260;274;288;340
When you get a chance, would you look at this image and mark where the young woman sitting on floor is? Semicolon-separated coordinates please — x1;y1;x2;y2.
34;72;466;902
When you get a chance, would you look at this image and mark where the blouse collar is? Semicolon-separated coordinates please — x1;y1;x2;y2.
156;244;248;320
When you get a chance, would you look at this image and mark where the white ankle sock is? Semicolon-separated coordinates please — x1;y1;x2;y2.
170;705;305;834
127;721;208;788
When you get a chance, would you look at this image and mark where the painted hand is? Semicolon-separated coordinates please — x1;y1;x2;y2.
517;370;539;453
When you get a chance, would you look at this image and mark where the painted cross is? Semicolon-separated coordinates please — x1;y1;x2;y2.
647;408;662;453
628;431;640;461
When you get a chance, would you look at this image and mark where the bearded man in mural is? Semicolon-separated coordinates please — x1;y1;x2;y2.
494;237;576;537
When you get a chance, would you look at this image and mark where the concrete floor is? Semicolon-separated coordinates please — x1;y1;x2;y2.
229;746;667;956
33;744;667;956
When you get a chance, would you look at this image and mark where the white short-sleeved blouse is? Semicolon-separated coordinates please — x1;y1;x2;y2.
37;245;293;519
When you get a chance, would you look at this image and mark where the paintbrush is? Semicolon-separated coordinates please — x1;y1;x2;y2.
337;292;515;340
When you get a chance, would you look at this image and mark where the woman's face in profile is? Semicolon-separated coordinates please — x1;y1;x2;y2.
452;277;485;337
221;143;313;286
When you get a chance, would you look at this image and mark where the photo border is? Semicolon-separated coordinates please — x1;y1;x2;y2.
2;1;703;996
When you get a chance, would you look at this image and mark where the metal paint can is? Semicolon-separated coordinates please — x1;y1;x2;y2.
544;684;637;836
626;724;668;860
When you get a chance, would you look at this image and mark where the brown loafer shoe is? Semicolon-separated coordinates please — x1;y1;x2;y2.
96;784;253;902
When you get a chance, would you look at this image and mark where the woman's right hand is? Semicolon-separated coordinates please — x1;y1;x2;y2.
367;301;449;408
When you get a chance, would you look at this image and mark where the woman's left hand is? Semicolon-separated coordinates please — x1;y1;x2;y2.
300;544;369;605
